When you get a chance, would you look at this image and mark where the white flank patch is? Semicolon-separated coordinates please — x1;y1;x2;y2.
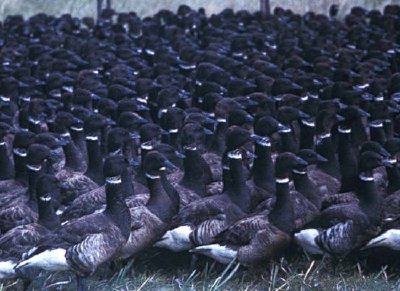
0;260;16;279
363;229;400;251
294;229;324;255
15;248;69;272
191;244;237;264
153;226;193;252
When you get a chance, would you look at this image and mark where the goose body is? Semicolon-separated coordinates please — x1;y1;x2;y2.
15;156;131;279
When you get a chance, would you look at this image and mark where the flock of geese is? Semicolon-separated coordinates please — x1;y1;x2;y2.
0;3;400;289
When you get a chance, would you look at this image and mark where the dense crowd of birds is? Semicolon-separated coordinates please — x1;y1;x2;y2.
0;3;400;289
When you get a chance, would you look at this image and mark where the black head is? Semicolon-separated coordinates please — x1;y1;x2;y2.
275;152;308;178
358;151;391;172
107;127;130;154
118;111;148;132
154;143;184;167
181;122;206;150
385;138;400;156
296;149;327;168
140;123;163;143
339;105;370;123
315;109;342;134
27;144;51;166
103;155;130;180
54;111;82;133
227;109;253;127
35;133;62;150
35;174;61;202
13;130;36;152
143;150;176;177
254;115;286;137
360;141;390;157
84;113;111;136
162;107;185;133
277;106;309;125
0;122;13;138
225;125;251;151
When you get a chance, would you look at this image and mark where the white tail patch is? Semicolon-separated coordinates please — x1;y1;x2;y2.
190;244;237;264
15;248;69;272
294;229;324;255
0;260;16;279
153;225;193;252
363;229;400;251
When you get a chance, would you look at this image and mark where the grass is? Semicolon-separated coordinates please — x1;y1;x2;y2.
3;248;400;290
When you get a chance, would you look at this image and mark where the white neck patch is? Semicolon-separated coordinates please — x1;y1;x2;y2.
276;177;290;183
28;117;40;125
369;121;383;128
145;173;160;179
70;126;83;132
86;135;99;141
27;164;42;172
183;145;197;151
301;119;315;127
13;148;27;157
105;175;122;184
293;169;307;175
359;174;374;181
60;132;71;137
338;126;351;134
169;128;179;134
228;150;242;160
279;127;292;133
0;141;5;146
39;194;52;202
141;143;154;150
256;138;271;147
0;96;10;102
216;118;227;123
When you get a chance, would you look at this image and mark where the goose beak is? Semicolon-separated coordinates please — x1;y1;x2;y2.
164;159;178;171
174;150;186;159
335;114;345;122
316;154;328;162
382;158;394;168
296;156;308;167
357;108;370;118
105;118;116;126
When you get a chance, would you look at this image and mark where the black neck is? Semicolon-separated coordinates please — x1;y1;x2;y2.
370;126;386;145
357;173;382;225
252;143;275;194
293;171;321;209
279;130;298;153
316;135;340;178
384;120;394;139
226;157;250;213
85;139;104;185
104;182;131;239
338;132;358;192
180;148;211;196
147;175;178;222
0;143;13;180
63;136;84;172
352;117;368;146
387;164;400;194
37;199;61;230
269;179;294;234
27;168;43;209
211;122;227;155
299;123;315;150
70;129;86;156
14;154;28;185
28;121;43;134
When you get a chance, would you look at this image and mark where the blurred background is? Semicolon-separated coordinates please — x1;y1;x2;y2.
0;0;400;20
